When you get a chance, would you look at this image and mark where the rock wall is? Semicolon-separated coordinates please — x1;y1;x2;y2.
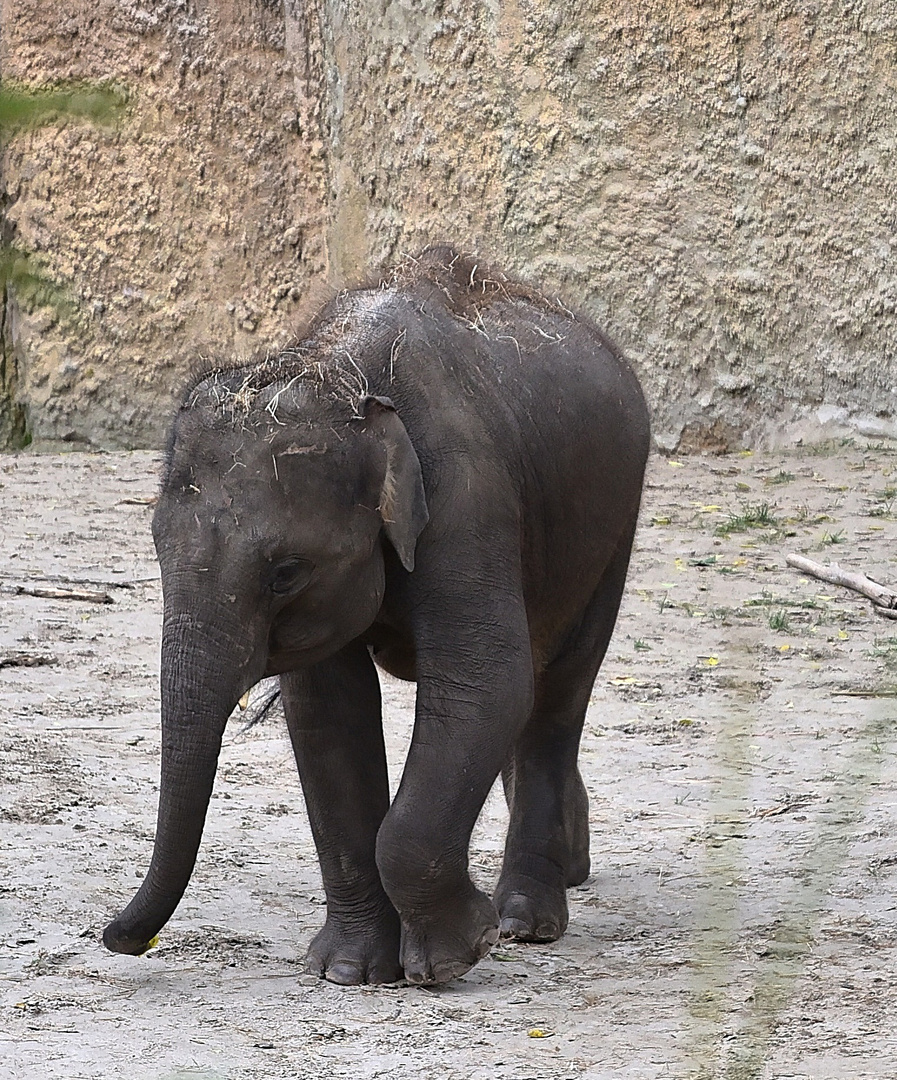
0;0;331;449
1;0;895;451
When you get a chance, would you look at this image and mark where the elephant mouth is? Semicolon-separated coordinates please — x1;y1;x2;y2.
267;613;380;674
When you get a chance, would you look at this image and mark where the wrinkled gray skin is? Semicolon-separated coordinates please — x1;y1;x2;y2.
103;248;650;985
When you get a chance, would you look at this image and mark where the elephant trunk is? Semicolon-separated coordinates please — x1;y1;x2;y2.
103;611;251;955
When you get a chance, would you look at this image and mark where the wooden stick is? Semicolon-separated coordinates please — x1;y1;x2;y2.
833;688;897;697
27;573;159;590
0;652;57;669
1;583;113;604
785;554;897;610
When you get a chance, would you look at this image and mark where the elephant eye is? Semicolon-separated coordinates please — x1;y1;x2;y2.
268;557;314;595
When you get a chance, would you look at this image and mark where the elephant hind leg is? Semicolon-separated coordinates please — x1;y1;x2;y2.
496;519;637;942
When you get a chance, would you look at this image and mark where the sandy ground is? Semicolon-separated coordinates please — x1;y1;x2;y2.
1;442;896;1080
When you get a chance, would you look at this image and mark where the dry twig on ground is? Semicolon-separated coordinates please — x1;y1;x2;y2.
1;582;113;604
786;554;897;620
0;651;56;669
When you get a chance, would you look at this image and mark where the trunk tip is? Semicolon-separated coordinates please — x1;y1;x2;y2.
103;919;160;956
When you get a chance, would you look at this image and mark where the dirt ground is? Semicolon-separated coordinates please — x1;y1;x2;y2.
1;442;896;1080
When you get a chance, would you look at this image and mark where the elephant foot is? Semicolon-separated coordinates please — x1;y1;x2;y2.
399;887;499;985
494;877;569;943
305;913;403;985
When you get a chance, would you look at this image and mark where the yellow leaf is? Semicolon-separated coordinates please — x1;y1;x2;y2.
699;505;722;513
674;558;685;571
779;643;791;652
733;558;747;567
138;934;160;956
739;449;754;456
838;629;848;640
702;656;720;667
651;515;672;526
528;1028;553;1038
668;460;685;468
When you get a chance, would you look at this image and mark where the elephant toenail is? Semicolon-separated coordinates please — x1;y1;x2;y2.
499;918;529;939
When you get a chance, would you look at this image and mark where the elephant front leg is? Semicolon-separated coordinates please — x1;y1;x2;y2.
281;644;402;985
375;607;535;985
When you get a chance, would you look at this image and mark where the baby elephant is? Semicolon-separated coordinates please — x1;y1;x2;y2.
103;247;649;985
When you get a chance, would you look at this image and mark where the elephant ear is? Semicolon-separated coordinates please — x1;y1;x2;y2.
357;395;429;572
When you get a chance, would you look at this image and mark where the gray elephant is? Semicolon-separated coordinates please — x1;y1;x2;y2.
103;247;649;985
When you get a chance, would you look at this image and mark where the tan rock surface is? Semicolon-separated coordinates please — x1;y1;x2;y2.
1;2;895;451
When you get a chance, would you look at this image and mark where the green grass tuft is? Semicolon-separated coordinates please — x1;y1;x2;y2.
766;470;795;485
716;502;779;536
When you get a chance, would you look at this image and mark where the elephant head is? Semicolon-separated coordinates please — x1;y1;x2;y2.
103;376;428;955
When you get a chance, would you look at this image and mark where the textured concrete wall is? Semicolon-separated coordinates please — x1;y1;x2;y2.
0;0;331;448
2;0;895;450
